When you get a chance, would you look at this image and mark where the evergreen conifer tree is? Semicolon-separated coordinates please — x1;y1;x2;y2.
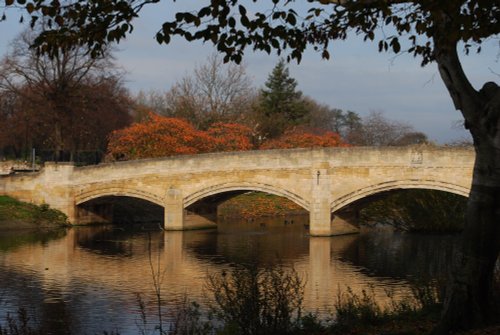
258;60;308;139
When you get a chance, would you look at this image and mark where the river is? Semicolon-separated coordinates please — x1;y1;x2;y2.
0;216;459;334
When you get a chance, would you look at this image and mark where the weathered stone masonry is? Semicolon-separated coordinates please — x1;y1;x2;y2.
0;146;474;236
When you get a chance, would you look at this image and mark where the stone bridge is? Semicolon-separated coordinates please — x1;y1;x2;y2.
0;146;474;236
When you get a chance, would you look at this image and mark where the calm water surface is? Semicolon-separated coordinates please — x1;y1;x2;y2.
0;217;458;334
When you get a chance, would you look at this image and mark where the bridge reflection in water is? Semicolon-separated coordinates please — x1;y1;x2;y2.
0;218;457;334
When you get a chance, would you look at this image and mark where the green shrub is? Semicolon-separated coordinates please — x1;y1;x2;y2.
169;300;213;335
32;204;69;226
206;263;305;335
334;286;383;329
297;312;327;333
331;282;442;333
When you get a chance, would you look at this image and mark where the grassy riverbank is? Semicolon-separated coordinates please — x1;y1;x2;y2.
218;192;306;218
0;195;69;229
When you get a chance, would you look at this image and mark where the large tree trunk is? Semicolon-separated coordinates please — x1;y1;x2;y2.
53;121;64;162
433;41;500;332
435;140;500;333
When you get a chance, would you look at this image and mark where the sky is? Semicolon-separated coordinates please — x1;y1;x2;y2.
1;3;499;144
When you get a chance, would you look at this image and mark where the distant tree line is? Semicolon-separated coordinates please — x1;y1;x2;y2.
0;30;131;164
0;33;430;164
130;56;430;157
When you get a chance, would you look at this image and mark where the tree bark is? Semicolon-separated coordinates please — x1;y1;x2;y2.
435;141;500;333
53;120;64;162
433;51;500;333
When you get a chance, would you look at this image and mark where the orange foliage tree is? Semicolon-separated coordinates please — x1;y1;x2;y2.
107;114;255;160
107;113;347;160
206;122;254;152
260;129;348;150
107;113;212;160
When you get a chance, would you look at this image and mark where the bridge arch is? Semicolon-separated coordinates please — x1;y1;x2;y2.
75;187;164;207
184;182;310;211
330;179;470;213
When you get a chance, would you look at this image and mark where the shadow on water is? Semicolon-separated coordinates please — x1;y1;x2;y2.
0;228;67;252
71;217;312;266
0;228;73;334
71;218;459;282
74;223;165;257
181;218;458;283
337;229;459;281
0;226;160;335
0;268;75;335
182;215;311;265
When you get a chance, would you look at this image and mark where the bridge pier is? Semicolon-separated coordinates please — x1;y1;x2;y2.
310;163;334;236
309;202;333;236
164;188;184;230
164;188;218;230
309;162;359;236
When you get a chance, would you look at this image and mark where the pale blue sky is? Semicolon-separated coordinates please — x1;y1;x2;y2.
1;3;499;143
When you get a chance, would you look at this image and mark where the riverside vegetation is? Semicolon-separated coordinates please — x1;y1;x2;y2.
0;195;69;229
